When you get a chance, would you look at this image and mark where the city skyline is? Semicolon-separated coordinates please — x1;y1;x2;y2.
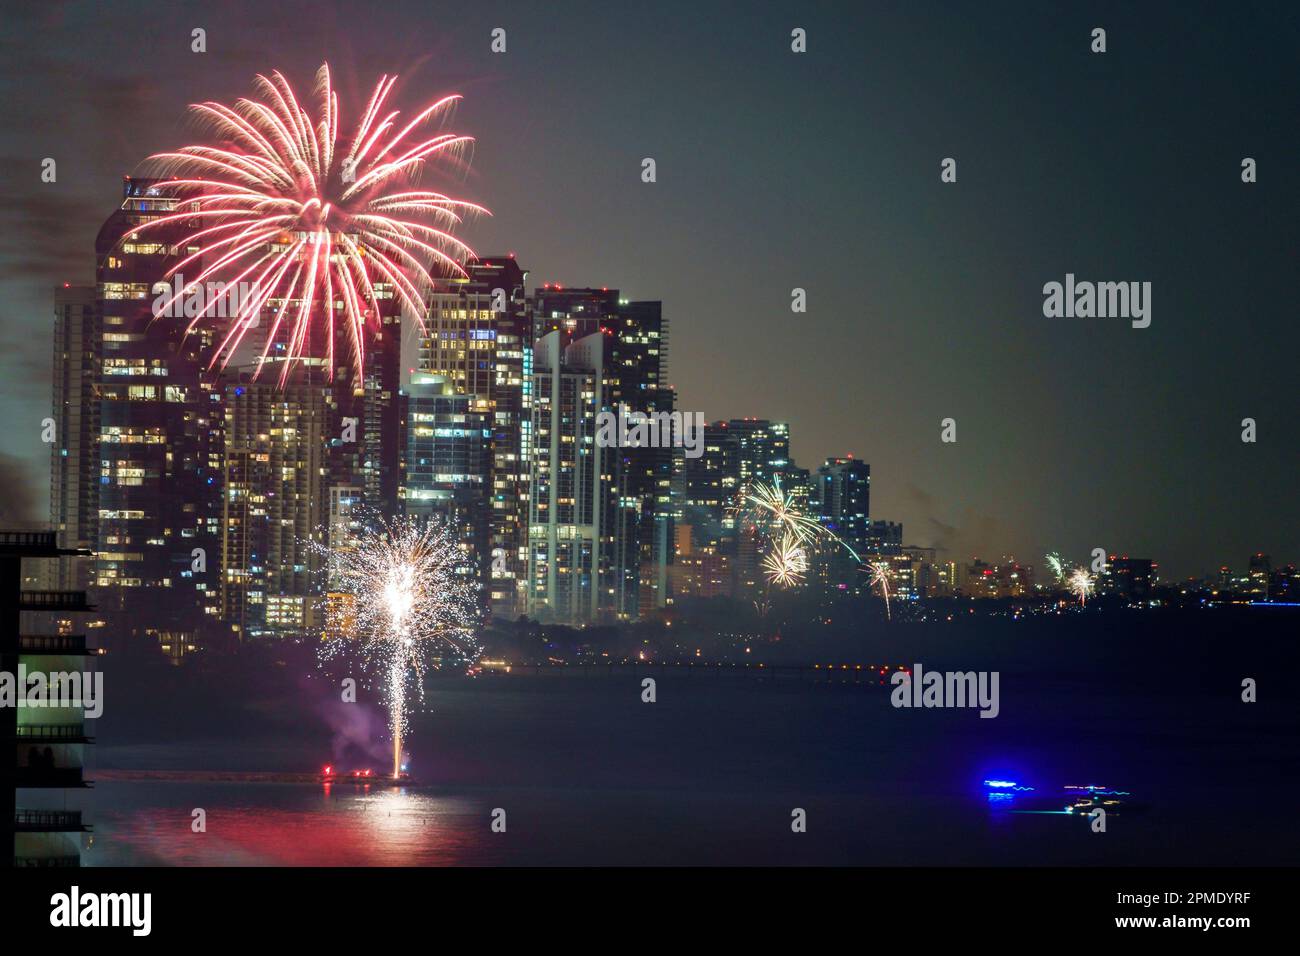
1;1;1297;581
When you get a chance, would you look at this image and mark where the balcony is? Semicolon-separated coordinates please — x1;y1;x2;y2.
0;530;56;553
15;723;93;743
0;530;90;558
12;854;81;868
18;634;93;655
17;591;94;612
14;809;89;832
15;766;90;789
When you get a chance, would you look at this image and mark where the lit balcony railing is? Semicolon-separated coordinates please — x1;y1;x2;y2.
0;531;89;558
15;723;92;742
18;634;91;654
18;591;94;612
0;530;57;550
13;854;81;868
14;809;88;831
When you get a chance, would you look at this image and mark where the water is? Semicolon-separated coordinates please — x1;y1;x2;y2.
88;780;492;866
79;650;1300;866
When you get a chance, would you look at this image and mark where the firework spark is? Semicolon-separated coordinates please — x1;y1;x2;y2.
315;512;480;778
735;476;860;593
135;63;487;385
865;560;893;620
1068;568;1094;605
762;532;808;588
735;478;824;546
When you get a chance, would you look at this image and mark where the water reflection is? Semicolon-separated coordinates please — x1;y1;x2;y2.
89;782;496;866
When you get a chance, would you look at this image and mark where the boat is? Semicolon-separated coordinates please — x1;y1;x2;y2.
983;779;1146;816
319;765;411;785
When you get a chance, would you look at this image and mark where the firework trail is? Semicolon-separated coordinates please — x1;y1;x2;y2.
134;63;487;385
736;478;824;546
1045;552;1067;582
314;512;480;778
734;477;860;593
1068;568;1094;605
865;560;893;620
762;532;808;588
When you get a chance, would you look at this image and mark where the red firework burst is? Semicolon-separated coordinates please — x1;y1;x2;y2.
135;63;488;384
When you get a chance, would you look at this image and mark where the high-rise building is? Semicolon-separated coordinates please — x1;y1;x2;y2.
866;520;904;556
216;264;407;639
328;486;363;551
525;329;605;623
809;456;870;586
719;419;791;487
781;465;813;515
962;557;1033;598
1268;564;1299;602
676;424;741;598
681;425;740;543
928;559;960;597
358;307;404;519
49;286;100;594
668;523;734;600
416;257;531;618
814;457;871;557
708;419;795;597
882;551;923;601
1246;553;1271;599
220;377;328;639
604;300;673;616
525;288;671;621
229;250;405;531
2;531;96;867
1101;556;1157;601
894;545;938;600
93;177;225;653
399;374;493;593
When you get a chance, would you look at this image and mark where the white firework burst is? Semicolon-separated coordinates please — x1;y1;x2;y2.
735;477;823;545
1068;568;1094;605
762;532;809;588
314;511;480;776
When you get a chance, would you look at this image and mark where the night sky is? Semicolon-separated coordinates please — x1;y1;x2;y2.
1;0;1295;579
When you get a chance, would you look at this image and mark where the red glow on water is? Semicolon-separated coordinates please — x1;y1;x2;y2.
100;799;493;866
